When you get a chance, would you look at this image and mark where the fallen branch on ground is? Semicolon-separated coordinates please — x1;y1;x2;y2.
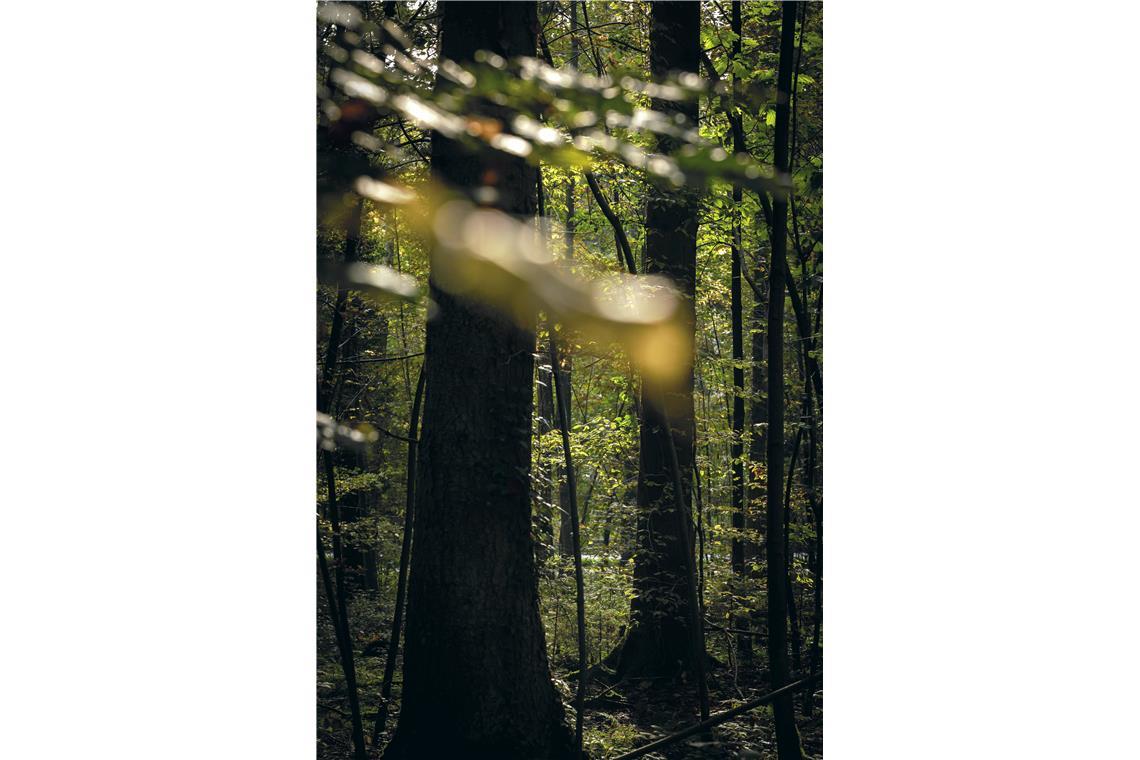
610;672;821;760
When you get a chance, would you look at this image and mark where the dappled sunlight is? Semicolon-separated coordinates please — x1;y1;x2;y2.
316;3;822;758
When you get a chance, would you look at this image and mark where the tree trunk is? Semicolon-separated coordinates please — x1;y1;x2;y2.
339;294;382;593
800;294;822;716
372;364;425;743
784;427;803;675
382;3;575;758
317;526;366;760
765;4;806;759
803;372;822;717
535;354;556;572
317;190;367;760
611;0;702;683
558;0;579;560
745;226;767;658
728;0;752;664
550;332;588;754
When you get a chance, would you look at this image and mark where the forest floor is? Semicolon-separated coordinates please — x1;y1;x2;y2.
571;660;823;759
319;590;821;759
320;649;822;759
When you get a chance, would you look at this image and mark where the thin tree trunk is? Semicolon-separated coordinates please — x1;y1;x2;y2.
558;87;577;555
537;19;637;281
728;0;752;664
765;152;822;409
535;357;556;572
317;527;367;760
317;189;367;760
745;248;767;661
339;293;383;593
803;348;822;718
318;198;363;417
755;195;821;405
765;4;806;758
584;172;637;275
784;426;803;675
320;459;367;760
372;364;426;743
693;450;705;612
788;5;822;715
549;332;587;754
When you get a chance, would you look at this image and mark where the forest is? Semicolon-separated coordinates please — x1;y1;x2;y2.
316;2;822;757
8;1;1138;759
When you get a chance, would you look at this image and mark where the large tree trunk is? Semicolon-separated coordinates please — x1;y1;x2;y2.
765;4;806;759
382;3;575;758
611;0;702;682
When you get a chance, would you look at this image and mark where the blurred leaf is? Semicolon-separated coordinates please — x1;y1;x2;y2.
317;412;378;452
323;19;791;198
318;260;422;303
427;198;692;386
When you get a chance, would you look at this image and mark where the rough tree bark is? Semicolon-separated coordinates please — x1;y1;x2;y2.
609;0;703;683
381;3;575;758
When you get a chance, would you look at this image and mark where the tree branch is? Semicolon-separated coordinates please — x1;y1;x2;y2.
612;673;821;760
